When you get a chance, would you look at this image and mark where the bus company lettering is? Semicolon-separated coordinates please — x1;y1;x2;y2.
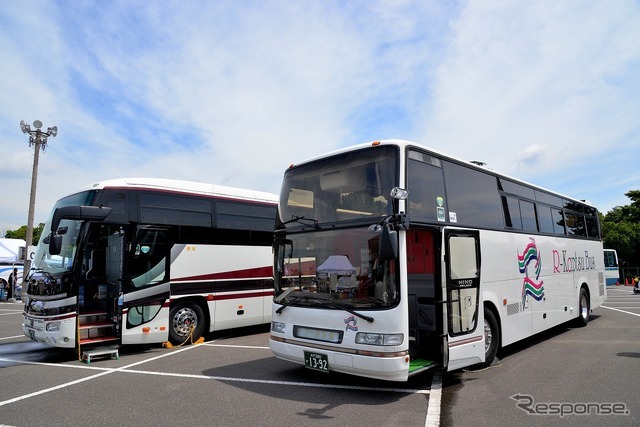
552;250;596;273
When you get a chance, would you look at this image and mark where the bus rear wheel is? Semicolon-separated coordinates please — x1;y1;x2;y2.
575;288;590;327
169;302;205;344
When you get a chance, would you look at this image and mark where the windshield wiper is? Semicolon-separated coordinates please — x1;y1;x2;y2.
326;303;374;323
283;215;320;229
275;293;375;323
275;294;312;314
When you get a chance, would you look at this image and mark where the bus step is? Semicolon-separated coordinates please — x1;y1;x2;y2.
78;321;114;330
408;358;437;375
80;336;119;345
81;346;120;364
78;312;109;325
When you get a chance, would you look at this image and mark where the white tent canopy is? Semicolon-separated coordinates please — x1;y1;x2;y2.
0;238;25;264
317;255;356;275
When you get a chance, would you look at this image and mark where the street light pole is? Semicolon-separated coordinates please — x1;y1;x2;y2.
19;120;57;300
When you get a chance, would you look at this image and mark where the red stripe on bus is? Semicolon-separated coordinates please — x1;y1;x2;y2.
172;266;272;282
171;290;273;302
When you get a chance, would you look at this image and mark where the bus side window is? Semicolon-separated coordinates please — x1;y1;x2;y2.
129;229;168;289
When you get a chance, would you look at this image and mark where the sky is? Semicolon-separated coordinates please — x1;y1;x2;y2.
1;0;639;236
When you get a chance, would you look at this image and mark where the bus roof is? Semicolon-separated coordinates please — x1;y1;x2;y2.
288;139;596;209
73;178;279;204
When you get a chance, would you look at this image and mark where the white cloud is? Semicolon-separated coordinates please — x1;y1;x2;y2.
423;0;640;194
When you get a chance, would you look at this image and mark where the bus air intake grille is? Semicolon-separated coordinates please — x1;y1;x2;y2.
506;302;520;316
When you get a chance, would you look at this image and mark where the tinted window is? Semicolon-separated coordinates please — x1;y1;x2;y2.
535;191;562;207
501;196;521;229
442;162;502;228
586;216;599;238
139;193;213;227
407;151;447;222
520;200;537;232
280;146;397;226
565;212;586;237
537;205;555;234
552;209;565;235
498;178;535;199
216;201;276;232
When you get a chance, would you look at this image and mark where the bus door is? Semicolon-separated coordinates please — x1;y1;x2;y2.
444;229;485;371
120;226;171;344
406;228;440;358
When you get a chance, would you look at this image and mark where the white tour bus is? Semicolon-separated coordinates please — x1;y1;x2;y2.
270;140;606;381
603;249;619;286
23;178;277;351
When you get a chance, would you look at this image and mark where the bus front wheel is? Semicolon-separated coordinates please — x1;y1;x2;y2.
482;309;500;368
169;302;205;344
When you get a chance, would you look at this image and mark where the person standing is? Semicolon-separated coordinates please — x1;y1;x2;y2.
7;267;18;300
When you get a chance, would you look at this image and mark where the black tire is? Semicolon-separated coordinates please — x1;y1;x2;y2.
575;287;590;327
169;302;205;344
478;308;500;368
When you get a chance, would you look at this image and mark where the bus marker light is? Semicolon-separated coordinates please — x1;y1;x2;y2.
160;326;166;331
206;294;214;301
503;299;508;306
372;141;381;146
142;327;150;333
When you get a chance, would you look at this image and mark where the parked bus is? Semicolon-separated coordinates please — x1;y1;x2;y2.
22;178;277;351
269;140;606;381
603;249;619;286
1;265;23;301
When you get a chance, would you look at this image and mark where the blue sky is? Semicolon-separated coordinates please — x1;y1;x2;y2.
1;0;639;235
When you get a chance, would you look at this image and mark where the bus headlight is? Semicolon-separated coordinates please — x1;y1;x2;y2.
46;321;60;332
355;332;403;346
271;321;286;333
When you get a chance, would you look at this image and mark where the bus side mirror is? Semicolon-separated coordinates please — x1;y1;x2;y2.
379;225;398;261
49;234;63;256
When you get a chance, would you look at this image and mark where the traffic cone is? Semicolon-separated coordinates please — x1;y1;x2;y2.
625;277;629;285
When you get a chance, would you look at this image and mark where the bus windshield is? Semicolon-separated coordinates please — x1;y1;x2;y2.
32;190;97;274
279;145;398;226
273;228;399;310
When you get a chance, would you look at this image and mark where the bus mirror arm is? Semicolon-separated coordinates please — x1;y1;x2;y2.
50;205;113;233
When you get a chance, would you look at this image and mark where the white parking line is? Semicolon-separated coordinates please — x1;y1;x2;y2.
0;342;200;407
425;371;442;427
204;343;270;350
601;305;640;317
0;335;26;341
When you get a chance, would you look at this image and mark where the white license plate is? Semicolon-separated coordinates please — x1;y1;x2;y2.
304;351;329;373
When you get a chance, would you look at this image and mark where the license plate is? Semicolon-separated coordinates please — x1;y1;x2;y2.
304;351;329;373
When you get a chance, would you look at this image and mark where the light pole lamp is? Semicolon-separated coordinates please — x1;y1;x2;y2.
19;120;57;296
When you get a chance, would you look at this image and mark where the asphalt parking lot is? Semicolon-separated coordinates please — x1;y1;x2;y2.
0;301;440;427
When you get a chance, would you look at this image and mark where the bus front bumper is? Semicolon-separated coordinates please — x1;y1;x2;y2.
269;335;411;382
22;314;76;348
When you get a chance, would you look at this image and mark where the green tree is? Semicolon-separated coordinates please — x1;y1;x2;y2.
4;223;45;245
602;190;640;266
